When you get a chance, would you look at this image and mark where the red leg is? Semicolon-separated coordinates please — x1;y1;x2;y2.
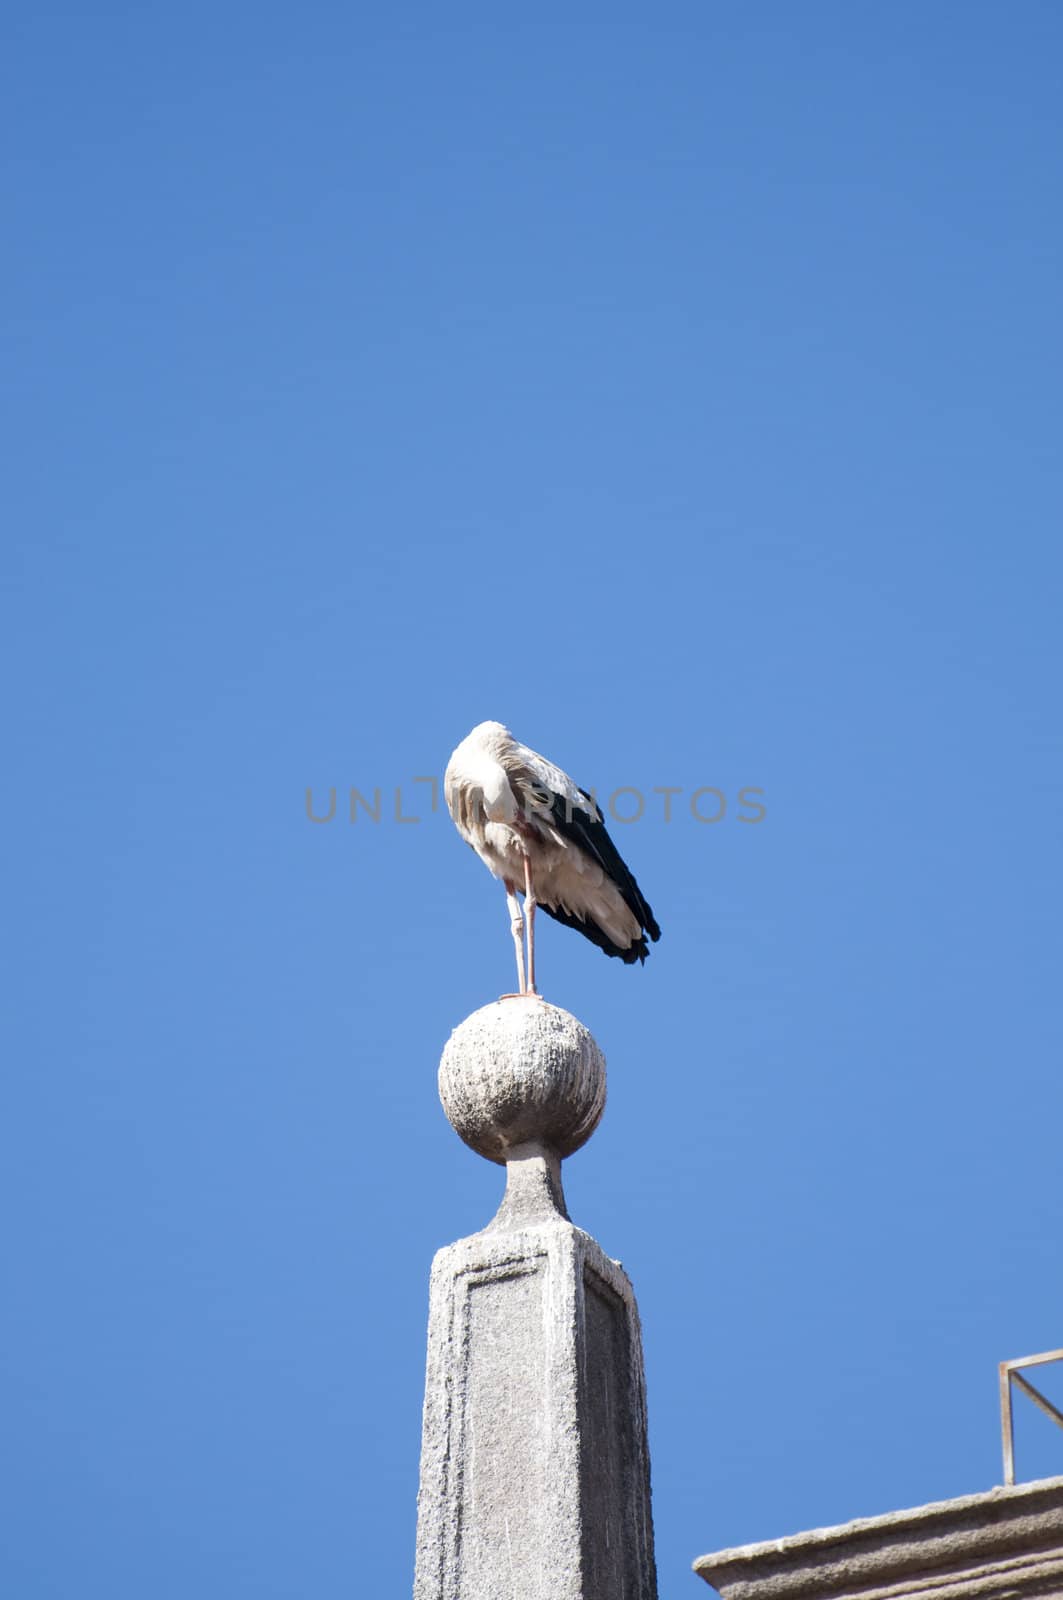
523;855;538;995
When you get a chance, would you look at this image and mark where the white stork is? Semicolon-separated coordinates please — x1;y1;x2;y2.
444;721;661;995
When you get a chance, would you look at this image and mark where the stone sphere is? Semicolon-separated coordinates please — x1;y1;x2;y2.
438;998;606;1164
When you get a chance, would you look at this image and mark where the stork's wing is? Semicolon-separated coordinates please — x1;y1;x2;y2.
542;787;661;946
506;740;592;819
502;734;661;957
538;897;653;964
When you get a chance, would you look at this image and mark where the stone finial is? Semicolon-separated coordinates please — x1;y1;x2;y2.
416;998;658;1600
438;997;606;1164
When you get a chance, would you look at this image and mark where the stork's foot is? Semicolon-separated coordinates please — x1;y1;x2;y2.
498;989;544;1002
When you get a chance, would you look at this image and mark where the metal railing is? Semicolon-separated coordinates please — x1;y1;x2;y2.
1000;1348;1063;1486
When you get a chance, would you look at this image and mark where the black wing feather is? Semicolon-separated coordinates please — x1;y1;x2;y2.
545;787;661;951
538;898;651;963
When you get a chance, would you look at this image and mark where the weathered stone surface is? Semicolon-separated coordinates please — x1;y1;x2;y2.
413;1215;657;1600
438;998;606;1164
693;1475;1063;1599
414;1002;657;1600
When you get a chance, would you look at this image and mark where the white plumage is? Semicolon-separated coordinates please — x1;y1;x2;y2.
444;721;660;995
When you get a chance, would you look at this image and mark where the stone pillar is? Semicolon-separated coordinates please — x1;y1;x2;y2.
413;997;657;1600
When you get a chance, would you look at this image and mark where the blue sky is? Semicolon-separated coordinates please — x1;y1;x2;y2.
4;4;1062;1596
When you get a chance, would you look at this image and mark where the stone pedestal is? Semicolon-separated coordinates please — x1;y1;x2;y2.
413;998;657;1600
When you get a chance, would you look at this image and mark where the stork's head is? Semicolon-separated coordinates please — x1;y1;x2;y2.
444;721;518;828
